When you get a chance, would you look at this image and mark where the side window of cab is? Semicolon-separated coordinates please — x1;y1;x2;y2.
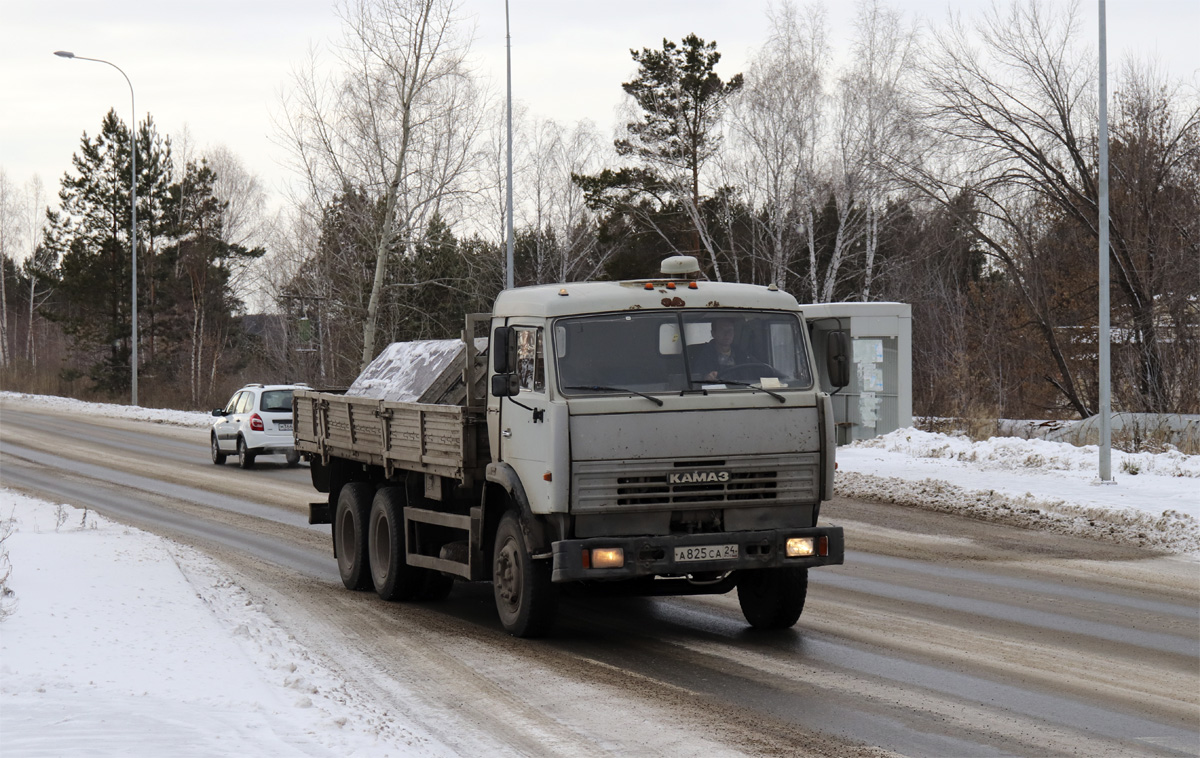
515;327;545;393
224;392;242;414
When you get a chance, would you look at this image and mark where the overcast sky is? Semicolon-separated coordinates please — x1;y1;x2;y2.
2;0;1197;224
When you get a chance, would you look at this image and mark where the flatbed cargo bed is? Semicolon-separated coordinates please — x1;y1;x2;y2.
293;390;487;484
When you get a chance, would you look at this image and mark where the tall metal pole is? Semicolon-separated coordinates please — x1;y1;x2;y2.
504;0;515;290
1097;3;1112;481
54;51;138;406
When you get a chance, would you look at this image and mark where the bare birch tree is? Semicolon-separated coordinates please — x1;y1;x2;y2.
841;0;918;299
725;1;828;295
22;176;50;366
204;145;273;320
280;0;482;370
521;117;608;284
0;169;16;366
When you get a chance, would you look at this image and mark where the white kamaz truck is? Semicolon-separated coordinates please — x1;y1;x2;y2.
294;256;849;637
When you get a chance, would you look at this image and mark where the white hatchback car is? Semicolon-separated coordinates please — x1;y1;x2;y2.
210;383;307;469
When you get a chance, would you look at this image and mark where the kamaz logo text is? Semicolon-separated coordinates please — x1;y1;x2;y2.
668;470;731;485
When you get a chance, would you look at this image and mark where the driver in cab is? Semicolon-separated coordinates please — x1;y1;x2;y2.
689;317;754;382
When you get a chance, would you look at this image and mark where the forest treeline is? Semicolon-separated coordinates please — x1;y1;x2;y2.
1;0;1197;419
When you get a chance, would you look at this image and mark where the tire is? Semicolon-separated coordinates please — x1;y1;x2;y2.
210;433;226;465
737;567;808;629
492;511;557;637
285;450;301;467
335;482;375;591
237;436;256;470
368;487;424;601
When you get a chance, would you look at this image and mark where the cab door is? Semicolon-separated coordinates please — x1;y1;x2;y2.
497;324;566;514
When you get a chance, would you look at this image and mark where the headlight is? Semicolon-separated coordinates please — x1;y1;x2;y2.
786;537;815;557
588;548;625;568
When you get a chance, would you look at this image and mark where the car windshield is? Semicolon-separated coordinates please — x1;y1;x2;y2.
554;310;813;396
259;390;294;412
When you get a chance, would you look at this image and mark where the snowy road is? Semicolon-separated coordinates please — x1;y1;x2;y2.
2;396;1197;756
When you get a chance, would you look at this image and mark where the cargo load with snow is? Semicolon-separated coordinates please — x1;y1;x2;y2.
294;256;848;637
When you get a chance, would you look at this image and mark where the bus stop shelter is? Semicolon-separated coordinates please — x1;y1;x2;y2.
802;302;912;445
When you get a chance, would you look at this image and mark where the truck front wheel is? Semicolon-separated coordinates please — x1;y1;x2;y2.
737;567;808;629
368;487;425;601
335;482;375;591
492;511;557;637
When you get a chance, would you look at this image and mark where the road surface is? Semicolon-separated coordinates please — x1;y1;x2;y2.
2;397;1197;757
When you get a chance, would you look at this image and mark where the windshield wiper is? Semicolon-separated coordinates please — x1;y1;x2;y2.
565;385;665;407
693;377;787;403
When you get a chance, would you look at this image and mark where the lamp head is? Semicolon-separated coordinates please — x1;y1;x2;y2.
54;50;76;58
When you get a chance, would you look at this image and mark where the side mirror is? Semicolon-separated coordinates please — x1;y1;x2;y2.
492;326;518;374
211;409;227;417
826;330;850;388
491;373;519;397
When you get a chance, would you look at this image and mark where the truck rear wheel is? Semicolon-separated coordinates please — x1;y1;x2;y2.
737;567;808;629
368;487;424;601
335;482;374;591
492;511;557;637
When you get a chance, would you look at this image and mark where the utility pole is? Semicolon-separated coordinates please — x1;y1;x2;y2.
504;0;515;290
1097;1;1113;482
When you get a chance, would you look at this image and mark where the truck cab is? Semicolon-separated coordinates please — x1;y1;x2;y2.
485;259;843;627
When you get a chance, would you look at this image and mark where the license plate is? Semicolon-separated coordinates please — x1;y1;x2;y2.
675;544;738;562
277;422;293;431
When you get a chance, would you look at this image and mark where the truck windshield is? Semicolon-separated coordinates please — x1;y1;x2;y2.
554;310;813;396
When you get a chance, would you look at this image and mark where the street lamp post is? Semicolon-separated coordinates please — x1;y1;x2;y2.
504;0;514;290
1096;3;1113;482
54;50;138;406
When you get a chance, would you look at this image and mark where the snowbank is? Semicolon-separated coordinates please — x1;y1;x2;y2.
0;492;450;757
1;391;212;428
837;428;1200;555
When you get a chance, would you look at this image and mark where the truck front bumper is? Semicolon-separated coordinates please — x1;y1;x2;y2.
550;525;844;582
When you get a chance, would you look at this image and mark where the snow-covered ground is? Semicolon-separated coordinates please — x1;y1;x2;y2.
837;428;1200;555
1;391;214;429
0;492;452;757
1;392;1198;755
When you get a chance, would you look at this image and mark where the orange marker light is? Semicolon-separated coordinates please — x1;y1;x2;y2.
644;282;654;290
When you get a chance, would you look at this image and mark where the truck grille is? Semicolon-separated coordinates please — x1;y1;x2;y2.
572;455;818;513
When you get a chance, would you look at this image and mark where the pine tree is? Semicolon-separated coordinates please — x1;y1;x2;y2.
575;35;742;279
161;159;264;405
43;109;135;391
